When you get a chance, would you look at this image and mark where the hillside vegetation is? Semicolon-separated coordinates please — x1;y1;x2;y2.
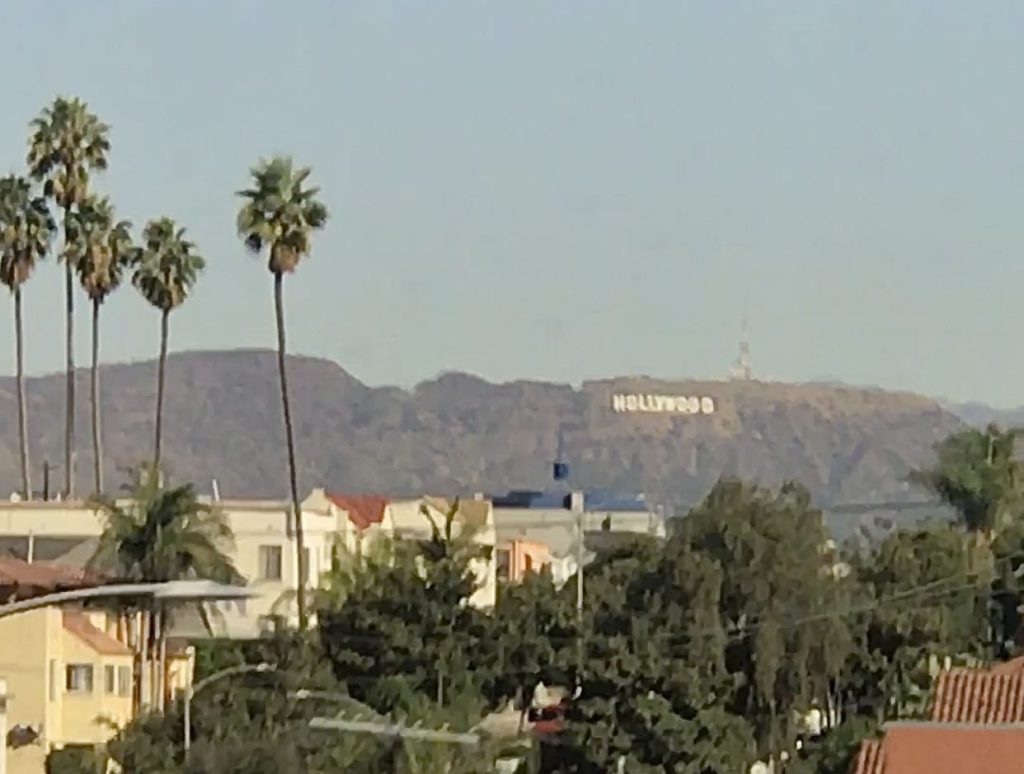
0;349;963;510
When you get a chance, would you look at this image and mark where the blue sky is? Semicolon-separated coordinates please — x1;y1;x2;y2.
0;1;1022;405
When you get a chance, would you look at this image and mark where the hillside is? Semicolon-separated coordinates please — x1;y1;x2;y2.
2;350;963;512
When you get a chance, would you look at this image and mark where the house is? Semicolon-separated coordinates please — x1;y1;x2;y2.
851;722;1024;774
490;489;664;585
851;657;1024;773
0;560;159;774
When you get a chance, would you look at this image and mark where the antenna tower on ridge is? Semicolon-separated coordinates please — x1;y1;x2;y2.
729;317;753;381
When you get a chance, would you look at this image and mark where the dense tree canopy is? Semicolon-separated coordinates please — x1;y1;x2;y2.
83;427;1024;773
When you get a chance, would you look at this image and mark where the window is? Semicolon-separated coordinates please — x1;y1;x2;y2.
117;666;132;697
65;664;94;694
496;549;511;581
524;554;533;574
105;665;115;694
258;545;282;580
48;659;56;701
300;547;311;586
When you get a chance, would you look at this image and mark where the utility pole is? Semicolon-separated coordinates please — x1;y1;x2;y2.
571;490;585;683
553;433;585;686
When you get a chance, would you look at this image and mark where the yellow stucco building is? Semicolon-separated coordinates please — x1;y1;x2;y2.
0;607;134;773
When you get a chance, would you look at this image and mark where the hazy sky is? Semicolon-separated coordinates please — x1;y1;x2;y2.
0;1;1022;405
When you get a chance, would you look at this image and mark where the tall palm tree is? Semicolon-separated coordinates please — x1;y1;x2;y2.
66;195;134;494
88;464;240;710
0;176;57;499
131;218;204;471
27;96;110;498
237;157;328;630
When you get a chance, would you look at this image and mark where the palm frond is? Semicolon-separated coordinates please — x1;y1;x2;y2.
236;155;328;274
131;216;204;311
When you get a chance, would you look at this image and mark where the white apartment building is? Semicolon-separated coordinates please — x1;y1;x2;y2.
0;494;340;638
491;490;665;585
0;489;499;636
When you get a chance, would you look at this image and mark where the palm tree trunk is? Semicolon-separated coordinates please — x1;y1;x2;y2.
139;609;151;710
14;286;31;500
274;271;307;629
63;249;75;498
91;298;103;494
154;308;169;470
156;605;167;711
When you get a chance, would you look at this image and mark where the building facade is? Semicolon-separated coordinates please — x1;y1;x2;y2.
490;489;664;585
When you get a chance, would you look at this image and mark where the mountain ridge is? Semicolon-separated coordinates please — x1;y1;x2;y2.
0;349;966;517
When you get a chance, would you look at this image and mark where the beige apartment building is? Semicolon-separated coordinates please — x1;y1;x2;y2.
0;606;134;773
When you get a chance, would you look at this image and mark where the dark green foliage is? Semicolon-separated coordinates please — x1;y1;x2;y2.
88;465;240;584
317;504;493;712
44;747;105;774
911;424;1023;536
105;453;1024;773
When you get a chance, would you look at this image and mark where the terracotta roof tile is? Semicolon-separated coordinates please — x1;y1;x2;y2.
930;669;1024;723
988;655;1024;676
325;492;389;530
878;723;1024;774
62;611;131;656
852;737;885;774
0;558;93;593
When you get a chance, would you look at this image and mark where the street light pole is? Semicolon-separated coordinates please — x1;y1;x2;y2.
183;662;274;756
0;580;252;621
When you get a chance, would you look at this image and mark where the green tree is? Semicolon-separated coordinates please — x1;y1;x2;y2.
550;535;753;773
88;465;239;710
318;502;491;713
131;218;205;469
236;156;328;630
911;424;1023;540
66;195;133;494
0;175;56;499
27;96;110;497
847;523;986;723
485;568;575;719
679;479;855;763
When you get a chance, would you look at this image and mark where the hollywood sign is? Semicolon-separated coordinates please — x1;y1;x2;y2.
611;393;716;415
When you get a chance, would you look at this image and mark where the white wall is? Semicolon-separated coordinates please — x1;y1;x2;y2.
0;498;339;638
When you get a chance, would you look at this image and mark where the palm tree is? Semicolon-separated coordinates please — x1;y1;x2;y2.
236;157;328;630
66;195;133;495
131;218;204;471
88;464;240;710
0;176;57;499
27;96;110;498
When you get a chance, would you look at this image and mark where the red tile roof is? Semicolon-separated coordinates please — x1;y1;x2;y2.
852;737;885;774
325;493;388;530
988;655;1024;676
62;611;131;656
930;668;1024;723
0;558;93;594
872;723;1024;774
